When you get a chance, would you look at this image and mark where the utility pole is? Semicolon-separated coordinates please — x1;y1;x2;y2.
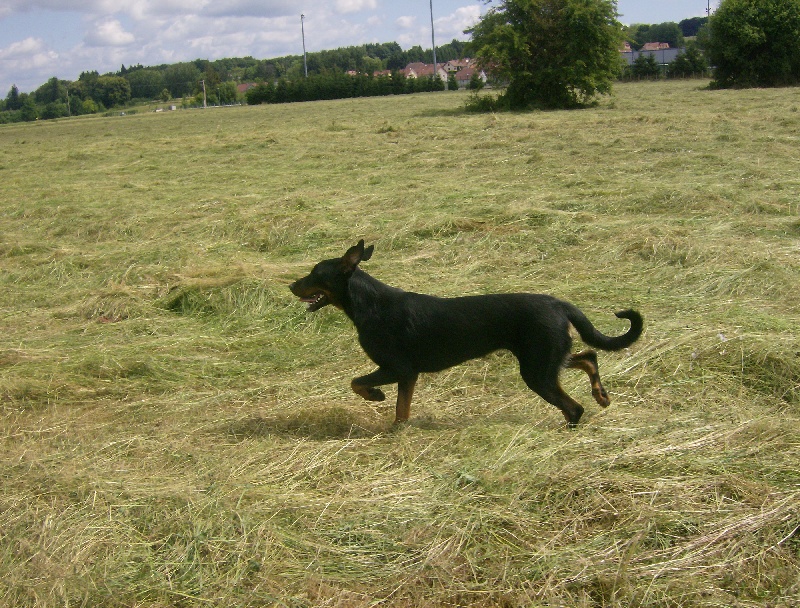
201;79;207;108
301;14;308;78
429;0;439;87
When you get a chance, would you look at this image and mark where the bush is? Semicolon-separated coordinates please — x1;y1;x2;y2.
469;72;486;91
41;101;69;120
669;44;710;78
81;99;100;114
630;54;662;79
464;91;503;112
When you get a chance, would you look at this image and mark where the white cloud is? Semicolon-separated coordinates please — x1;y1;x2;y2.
0;37;60;91
0;37;59;69
201;0;296;19
435;5;481;38
393;5;480;50
0;0;127;18
0;36;45;59
85;19;135;47
125;0;209;19
396;15;416;29
335;0;377;14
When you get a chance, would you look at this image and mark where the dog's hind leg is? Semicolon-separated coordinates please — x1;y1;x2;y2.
539;383;585;427
566;350;611;407
394;375;418;424
519;359;585;427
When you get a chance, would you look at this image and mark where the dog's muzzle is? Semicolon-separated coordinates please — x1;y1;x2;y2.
290;281;329;312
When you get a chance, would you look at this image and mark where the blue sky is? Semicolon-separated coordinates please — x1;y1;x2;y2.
1;1;716;95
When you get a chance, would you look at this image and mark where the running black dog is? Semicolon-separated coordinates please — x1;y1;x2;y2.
290;240;643;426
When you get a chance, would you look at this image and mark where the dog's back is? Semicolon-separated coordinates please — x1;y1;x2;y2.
355;289;572;374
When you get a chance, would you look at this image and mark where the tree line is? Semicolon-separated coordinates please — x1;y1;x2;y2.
242;70;467;106
0;40;468;124
1;23;707;124
624;17;711;50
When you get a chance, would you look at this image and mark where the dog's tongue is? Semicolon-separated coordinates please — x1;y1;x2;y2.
300;293;323;309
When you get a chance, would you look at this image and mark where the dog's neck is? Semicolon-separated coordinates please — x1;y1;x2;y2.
343;268;400;327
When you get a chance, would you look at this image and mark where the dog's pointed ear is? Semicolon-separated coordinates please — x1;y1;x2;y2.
341;240;372;272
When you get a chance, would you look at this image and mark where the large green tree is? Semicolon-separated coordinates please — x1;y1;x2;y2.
125;69;165;99
95;76;131;108
629;22;684;49
708;0;800;88
467;0;623;109
5;85;22;111
19;95;38;122
679;16;708;37
34;77;68;105
163;63;202;98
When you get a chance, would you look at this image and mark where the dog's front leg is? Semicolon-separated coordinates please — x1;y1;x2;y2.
351;368;397;402
394;375;419;423
352;369;419;424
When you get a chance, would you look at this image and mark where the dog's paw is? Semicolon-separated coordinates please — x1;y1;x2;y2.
351;381;386;402
593;387;611;407
366;388;386;401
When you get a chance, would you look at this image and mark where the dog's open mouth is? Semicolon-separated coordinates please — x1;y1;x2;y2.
300;291;328;311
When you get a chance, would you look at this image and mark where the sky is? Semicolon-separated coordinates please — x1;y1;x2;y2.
1;1;716;95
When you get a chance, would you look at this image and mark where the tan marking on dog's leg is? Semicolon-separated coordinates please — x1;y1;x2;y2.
566;350;611;407
394;376;418;423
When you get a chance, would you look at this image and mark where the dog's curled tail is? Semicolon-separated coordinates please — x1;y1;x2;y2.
567;306;643;352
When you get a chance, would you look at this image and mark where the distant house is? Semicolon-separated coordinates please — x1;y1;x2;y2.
454;66;488;89
237;83;258;94
445;59;473;73
403;62;448;82
402;62;425;78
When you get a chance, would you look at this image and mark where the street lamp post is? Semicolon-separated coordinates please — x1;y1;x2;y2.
301;14;308;78
429;0;438;86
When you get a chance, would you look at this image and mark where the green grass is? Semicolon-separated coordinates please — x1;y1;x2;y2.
1;81;798;607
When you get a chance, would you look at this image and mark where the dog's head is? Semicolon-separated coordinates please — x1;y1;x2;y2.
289;239;374;311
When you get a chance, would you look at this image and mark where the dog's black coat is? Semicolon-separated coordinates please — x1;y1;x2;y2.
290;240;643;426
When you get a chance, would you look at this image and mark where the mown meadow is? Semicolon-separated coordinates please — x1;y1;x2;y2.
1;80;798;606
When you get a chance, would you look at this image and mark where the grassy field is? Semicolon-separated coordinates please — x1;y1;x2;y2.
1;80;798;607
